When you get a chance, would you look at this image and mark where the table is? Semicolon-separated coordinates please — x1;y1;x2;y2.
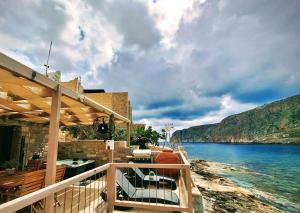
0;173;24;190
56;159;96;179
132;149;151;158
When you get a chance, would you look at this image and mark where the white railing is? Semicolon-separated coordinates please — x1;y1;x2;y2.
0;152;193;213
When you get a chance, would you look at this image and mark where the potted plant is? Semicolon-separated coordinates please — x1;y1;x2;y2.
32;154;41;160
1;160;18;175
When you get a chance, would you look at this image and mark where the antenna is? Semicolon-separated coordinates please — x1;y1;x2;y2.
44;41;52;77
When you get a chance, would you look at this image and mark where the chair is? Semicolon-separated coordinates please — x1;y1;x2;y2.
55;165;66;182
26;160;46;171
102;170;179;205
128;162;177;189
4;169;46;200
1;169;46;212
54;166;66;206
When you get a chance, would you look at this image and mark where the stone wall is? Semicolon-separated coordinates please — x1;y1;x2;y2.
84;92;130;119
57;140;131;166
62;78;131;120
0;119;49;169
25;125;49;162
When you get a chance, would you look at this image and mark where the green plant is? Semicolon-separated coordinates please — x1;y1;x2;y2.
1;160;18;169
61;124;106;140
114;127;126;141
131;126;162;148
62;124;164;147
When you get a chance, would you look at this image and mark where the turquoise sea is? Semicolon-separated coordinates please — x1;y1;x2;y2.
181;143;300;212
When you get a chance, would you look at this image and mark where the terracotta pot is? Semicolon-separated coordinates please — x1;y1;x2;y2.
155;149;180;176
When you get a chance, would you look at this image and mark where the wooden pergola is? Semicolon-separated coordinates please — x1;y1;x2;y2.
0;52;131;211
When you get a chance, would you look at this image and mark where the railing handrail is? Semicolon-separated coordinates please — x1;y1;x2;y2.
0;163;110;213
179;151;190;165
0;151;193;213
113;163;189;169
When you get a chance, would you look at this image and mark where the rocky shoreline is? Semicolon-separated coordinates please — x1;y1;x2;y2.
181;140;300;144
190;160;285;213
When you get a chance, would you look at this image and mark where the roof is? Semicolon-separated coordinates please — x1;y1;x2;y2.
83;89;105;93
0;52;130;125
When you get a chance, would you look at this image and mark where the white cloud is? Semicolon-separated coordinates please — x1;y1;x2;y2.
0;48;37;69
195;95;256;125
147;0;205;48
135;95;256;132
0;0;299;133
58;0;123;72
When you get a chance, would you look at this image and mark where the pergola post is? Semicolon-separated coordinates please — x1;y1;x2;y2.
44;85;61;213
106;164;116;212
126;122;131;147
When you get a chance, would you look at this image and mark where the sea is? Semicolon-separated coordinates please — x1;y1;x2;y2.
181;142;300;212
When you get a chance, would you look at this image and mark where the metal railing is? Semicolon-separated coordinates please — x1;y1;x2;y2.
112;163;192;212
106;151;193;212
0;152;193;213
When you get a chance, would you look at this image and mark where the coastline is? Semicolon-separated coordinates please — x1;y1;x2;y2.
180;141;300;145
190;159;300;213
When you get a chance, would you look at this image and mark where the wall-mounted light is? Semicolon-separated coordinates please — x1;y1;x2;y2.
31;71;37;80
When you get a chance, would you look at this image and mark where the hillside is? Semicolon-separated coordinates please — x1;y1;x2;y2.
171;94;300;144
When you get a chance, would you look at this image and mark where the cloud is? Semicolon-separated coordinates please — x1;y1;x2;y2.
147;0;206;48
0;0;299;131
86;0;161;50
174;0;300;102
135;94;256;131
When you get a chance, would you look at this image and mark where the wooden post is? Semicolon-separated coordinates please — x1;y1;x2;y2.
44;85;61;213
126;122;131;147
108;149;113;163
185;167;193;212
106;164;116;212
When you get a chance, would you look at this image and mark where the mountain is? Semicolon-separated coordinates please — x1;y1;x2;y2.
171;94;300;144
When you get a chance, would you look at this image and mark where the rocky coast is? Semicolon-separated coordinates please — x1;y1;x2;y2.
190;160;286;213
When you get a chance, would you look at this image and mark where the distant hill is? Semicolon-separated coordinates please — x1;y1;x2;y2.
171;94;300;144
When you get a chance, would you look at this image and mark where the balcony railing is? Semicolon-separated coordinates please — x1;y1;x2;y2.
0;152;193;213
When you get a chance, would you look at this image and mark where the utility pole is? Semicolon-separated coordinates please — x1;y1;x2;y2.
44;41;52;77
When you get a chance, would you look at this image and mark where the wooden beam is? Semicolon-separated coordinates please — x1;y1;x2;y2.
0;53;130;124
0;83;52;113
113;200;189;212
0;53;58;90
18;116;49;123
44;85;61;213
0;77;45;88
0;97;29;112
0;82;42;99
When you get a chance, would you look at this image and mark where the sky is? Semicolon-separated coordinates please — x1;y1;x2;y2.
0;0;300;132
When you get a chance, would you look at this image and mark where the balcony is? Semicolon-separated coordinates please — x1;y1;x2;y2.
0;151;194;213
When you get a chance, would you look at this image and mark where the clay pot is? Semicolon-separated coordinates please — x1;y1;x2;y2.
155;148;180;176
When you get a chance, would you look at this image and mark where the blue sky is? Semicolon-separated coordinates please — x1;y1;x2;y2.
0;0;299;131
